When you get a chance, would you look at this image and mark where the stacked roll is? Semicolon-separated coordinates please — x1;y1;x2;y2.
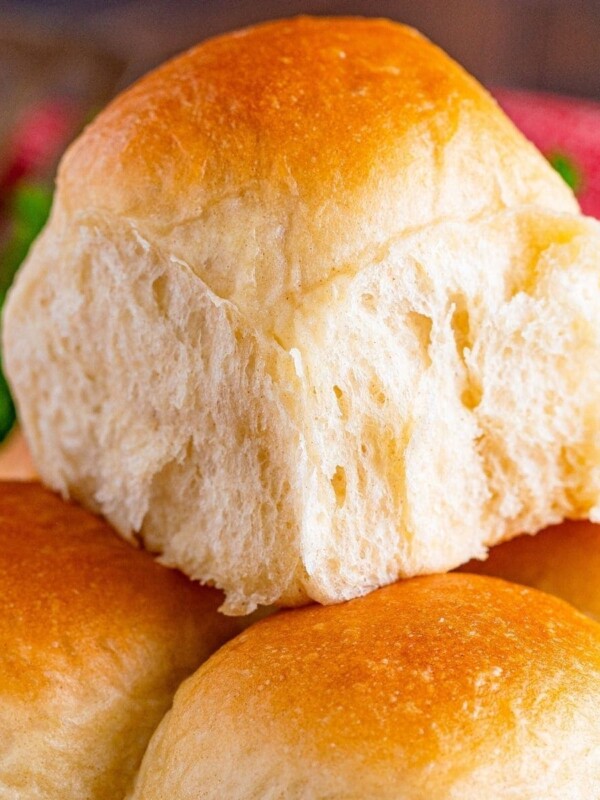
3;16;600;798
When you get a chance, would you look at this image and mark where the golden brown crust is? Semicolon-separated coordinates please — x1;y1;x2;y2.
63;17;486;201
460;520;600;620
0;482;240;798
132;574;600;798
208;574;599;762
0;482;229;695
57;16;576;317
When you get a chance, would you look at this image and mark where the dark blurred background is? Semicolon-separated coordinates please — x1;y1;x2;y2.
3;0;600;99
0;0;599;449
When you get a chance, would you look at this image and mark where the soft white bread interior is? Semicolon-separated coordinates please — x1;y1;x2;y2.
0;482;241;800
460;520;600;620
130;573;600;799
6;16;600;614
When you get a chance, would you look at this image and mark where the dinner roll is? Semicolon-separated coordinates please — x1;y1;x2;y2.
7;16;600;614
0;428;36;480
131;573;600;799
460;520;600;620
0;482;241;800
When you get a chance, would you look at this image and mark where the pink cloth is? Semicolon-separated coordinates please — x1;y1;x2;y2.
494;88;600;219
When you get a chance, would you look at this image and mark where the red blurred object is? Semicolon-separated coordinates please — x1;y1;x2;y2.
495;88;600;220
0;100;77;195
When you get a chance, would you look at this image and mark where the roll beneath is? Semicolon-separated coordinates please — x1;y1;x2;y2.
460;519;600;620
0;482;241;800
131;573;600;799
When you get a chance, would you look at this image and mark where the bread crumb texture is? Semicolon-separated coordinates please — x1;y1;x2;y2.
4;17;600;613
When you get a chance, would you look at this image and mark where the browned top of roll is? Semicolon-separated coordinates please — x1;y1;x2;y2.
56;16;576;319
132;573;600;799
0;481;230;695
0;482;240;799
460;520;600;621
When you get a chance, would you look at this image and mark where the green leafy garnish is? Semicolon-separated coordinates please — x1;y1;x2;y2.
548;152;583;194
0;181;53;441
0;355;15;443
0;183;53;305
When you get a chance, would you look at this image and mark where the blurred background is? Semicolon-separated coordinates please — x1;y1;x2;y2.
0;0;599;456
